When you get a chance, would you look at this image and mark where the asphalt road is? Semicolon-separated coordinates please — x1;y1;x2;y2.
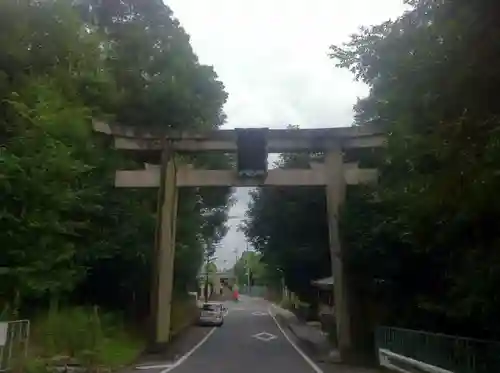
162;296;321;373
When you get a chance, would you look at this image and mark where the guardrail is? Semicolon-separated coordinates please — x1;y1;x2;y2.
0;320;30;372
376;326;500;373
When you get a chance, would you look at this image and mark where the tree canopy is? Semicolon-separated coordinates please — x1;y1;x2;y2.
243;152;331;302
0;0;231;318
232;250;270;287
243;0;500;339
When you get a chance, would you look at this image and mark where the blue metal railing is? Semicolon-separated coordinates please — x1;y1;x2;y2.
376;326;500;373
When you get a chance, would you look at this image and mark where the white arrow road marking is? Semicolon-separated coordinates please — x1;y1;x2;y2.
252;332;278;342
251;311;268;316
136;364;174;370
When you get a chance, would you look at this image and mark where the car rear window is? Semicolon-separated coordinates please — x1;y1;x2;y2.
202;304;217;311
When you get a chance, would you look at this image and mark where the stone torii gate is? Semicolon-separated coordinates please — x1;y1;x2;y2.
93;121;385;360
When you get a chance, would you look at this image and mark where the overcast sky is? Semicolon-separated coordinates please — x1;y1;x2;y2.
166;0;408;269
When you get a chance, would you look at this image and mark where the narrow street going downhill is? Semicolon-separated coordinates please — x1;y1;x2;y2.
159;296;322;373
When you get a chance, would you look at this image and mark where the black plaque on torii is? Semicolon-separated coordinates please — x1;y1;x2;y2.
235;128;269;179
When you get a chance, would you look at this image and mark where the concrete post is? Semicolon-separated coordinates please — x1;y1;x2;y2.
324;147;352;361
150;147;178;348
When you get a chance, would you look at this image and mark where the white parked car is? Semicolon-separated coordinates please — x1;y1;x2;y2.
198;302;225;327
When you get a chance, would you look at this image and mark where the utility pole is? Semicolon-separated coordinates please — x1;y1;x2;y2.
234;248;239;265
204;240;215;301
245;242;251;292
277;268;286;300
232;248;239;277
246;266;251;289
204;253;209;301
231;248;239;291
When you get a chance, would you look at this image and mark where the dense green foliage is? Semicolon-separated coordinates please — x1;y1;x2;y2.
232;251;271;287
244;0;500;339
243;153;331;302
0;0;231;320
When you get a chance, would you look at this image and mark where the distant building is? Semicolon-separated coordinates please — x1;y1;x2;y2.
197;271;236;299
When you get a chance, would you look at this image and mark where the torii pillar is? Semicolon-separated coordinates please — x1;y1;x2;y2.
150;145;178;349
325;144;352;359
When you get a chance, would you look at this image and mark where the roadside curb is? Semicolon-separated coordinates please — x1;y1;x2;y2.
275;313;329;359
270;305;331;360
270;306;386;373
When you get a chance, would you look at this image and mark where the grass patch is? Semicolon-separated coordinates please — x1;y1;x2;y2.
280;297;294;310
171;298;199;337
6;297;198;372
99;331;144;369
26;307;145;371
